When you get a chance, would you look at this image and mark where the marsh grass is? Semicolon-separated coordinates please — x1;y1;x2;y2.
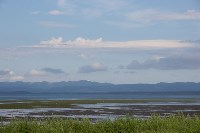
1;114;200;133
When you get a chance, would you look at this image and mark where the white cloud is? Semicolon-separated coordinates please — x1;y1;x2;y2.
36;37;193;49
10;75;24;81
127;54;200;70
38;37;103;48
0;69;14;76
92;62;106;70
57;0;66;7
54;0;200;22
70;37;103;47
30;11;40;15
40;37;65;45
100;0;126;9
29;68;66;77
39;21;77;28
48;10;64;15
81;8;102;18
106;9;200;28
127;9;200;22
79;62;107;73
0;69;24;81
29;69;46;77
104;21;150;29
162;10;200;20
54;0;128;18
80;53;89;60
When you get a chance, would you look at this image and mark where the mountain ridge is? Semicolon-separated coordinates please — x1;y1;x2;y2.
0;80;199;93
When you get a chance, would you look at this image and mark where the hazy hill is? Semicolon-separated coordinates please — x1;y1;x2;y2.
0;81;199;93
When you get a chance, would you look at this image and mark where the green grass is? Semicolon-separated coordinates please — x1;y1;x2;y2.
0;99;196;109
1;114;200;133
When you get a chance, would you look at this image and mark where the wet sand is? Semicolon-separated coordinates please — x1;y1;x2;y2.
0;99;200;121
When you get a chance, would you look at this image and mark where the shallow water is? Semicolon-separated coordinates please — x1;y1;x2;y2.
0;92;200;100
0;101;200;121
0;108;87;118
75;101;200;108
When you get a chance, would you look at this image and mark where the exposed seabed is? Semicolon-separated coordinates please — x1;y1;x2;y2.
0;99;200;121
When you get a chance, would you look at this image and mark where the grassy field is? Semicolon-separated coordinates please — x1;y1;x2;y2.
0;114;200;133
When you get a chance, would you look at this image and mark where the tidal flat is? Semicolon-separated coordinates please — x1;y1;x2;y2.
0;99;200;121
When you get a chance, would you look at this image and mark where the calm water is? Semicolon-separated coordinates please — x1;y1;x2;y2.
0;91;199;100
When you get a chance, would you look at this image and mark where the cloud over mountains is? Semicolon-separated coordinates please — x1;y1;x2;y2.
0;69;24;81
42;68;65;74
29;68;66;77
127;54;200;70
79;62;107;73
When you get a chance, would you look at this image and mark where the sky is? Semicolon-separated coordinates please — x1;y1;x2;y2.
0;0;200;83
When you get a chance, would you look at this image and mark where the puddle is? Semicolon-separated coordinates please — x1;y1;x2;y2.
0;108;88;118
133;115;150;119
75;102;200;109
67;114;125;121
172;110;200;112
0;101;32;104
0;101;200;121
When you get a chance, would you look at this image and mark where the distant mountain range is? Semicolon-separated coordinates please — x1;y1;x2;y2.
0;80;200;93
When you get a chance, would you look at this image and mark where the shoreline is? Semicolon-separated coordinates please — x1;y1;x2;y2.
0;99;200;121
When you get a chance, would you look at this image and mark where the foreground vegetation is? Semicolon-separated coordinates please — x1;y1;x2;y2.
1;114;200;133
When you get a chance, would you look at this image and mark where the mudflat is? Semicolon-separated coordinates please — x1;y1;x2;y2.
0;99;200;121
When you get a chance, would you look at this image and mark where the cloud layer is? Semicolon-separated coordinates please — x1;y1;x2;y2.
79;62;107;73
126;9;200;21
127;54;200;70
29;68;66;77
0;69;24;81
37;37;193;49
47;0;200;29
39;21;77;28
107;9;200;28
42;68;65;74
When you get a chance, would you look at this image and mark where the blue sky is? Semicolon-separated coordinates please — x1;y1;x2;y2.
0;0;200;83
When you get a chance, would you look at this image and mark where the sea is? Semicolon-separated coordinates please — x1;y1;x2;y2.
0;91;200;100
